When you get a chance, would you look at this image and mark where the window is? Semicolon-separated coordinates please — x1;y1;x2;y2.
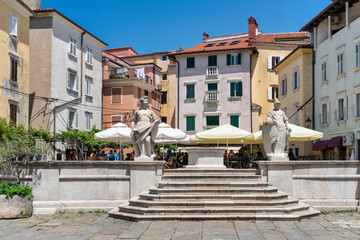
144;90;148;96
230;82;242;97
187;57;195;68
294;106;299;125
207;83;218;91
229;40;240;45
86;47;93;64
267;56;282;69
205;43;216;47
85;112;92;131
267;86;278;101
69;36;76;55
289;147;300;157
162;73;168;81
321;61;327;82
162;55;167;61
217;42;228;46
68;109;78;129
186;116;195;131
10;55;18;82
9;13;18;37
206;116;219;127
208;55;217;66
280;77;287;96
293;69;300;90
226;54;241;65
156;98;160;109
9;103;17;125
161;116;167;123
230;115;239;128
186;84;195;99
337;52;345;75
356;42;360;68
111;115;122;126
111;87;122;104
85;77;92;96
137;88;142;99
161;91;167;104
67;70;78;91
355;93;360;118
336;96;347;121
321;102;330;125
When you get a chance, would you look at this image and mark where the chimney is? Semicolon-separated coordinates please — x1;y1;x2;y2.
202;32;209;41
248;16;258;38
22;0;41;9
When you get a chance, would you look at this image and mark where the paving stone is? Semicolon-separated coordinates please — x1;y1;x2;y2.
202;234;238;240
97;220;131;235
203;221;237;235
172;231;202;240
312;236;344;240
273;221;312;240
295;219;330;236
234;221;263;240
118;222;151;239
139;221;177;239
313;216;337;228
89;234;118;240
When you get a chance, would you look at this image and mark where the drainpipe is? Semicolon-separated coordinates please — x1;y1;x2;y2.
312;48;315;130
175;59;180;128
80;31;85;97
250;51;253;133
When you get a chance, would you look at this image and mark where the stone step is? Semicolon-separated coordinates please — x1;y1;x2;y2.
128;197;299;208
109;206;320;222
138;192;289;201
157;181;269;188
161;174;261;181
119;203;310;216
163;169;257;175
149;186;279;195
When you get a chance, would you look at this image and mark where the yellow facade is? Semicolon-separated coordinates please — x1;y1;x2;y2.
274;47;314;157
122;53;177;127
0;0;32;128
251;45;299;132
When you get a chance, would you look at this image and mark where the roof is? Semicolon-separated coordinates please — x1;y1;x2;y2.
171;36;253;55
300;0;359;32
15;0;35;15
33;9;108;47
130;62;162;70
273;45;313;71
121;51;174;59
104;46;138;56
249;32;310;45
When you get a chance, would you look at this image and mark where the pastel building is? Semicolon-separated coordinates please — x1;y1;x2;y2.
0;0;33;128
273;45;314;157
301;0;360;160
28;8;107;159
102;48;162;129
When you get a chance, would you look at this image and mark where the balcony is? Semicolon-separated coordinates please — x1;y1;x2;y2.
206;66;218;77
205;91;219;103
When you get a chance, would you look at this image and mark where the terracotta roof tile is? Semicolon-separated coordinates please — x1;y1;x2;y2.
249;32;309;44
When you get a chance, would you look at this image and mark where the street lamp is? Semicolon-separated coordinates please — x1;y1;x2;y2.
305;117;312;128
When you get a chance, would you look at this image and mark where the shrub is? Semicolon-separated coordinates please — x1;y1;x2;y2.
0;182;32;199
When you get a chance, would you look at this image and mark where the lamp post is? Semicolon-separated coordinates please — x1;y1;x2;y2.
305;117;312;128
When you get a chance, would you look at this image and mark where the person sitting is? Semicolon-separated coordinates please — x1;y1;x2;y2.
67;150;76;161
288;149;295;160
154;147;162;160
256;148;264;160
107;150;116;161
99;150;106;160
113;150;120;161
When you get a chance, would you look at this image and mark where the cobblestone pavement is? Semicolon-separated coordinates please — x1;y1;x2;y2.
1;211;360;240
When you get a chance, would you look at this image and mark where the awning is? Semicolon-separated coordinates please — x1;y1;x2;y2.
312;136;343;150
312;140;328;150
327;136;343;148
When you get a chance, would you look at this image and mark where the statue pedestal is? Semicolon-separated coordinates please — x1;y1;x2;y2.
185;147;226;169
267;155;289;162
134;156;154;162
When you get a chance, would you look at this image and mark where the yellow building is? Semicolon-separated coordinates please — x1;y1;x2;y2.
0;0;33;127
273;46;314;157
120;51;177;127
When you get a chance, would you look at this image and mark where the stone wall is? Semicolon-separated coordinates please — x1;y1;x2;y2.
257;161;360;212
0;161;164;214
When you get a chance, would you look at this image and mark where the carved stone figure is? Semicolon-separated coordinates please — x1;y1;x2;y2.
262;99;291;160
131;96;160;159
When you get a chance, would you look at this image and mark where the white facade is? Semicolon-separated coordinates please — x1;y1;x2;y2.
176;50;252;135
311;1;360;159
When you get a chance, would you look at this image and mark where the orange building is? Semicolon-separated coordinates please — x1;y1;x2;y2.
102;48;161;129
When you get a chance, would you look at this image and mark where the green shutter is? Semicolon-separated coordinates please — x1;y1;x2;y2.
206;116;219;126
208;83;217;91
238;53;241;65
238;82;243;96
214;55;217;66
227;54;231;65
230;115;239;128
186;116;195;131
186;84;195;99
187;57;195;68
208;55;217;66
230;82;235;97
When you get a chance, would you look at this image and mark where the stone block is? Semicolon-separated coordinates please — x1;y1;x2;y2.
0;195;32;218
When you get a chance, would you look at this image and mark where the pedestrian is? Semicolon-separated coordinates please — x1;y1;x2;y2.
114;150;120;161
107;150;116;161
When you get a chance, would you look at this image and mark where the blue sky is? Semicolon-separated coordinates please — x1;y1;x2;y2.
42;0;330;54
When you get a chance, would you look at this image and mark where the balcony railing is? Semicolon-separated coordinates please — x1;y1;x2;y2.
205;91;219;102
206;66;218;77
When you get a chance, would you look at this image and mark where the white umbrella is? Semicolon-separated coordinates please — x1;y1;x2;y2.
94;123;132;160
154;123;187;159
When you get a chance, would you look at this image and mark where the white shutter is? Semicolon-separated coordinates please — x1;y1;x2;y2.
75;75;79;91
280;81;283;96
335;99;338;121
284;78;287;95
344;96;348;120
297;70;300;88
327;102;331;124
75;112;78;128
292;73;295;90
267;56;273;69
319;107;322;125
9;14;18;37
67;72;71;88
353;93;356;118
267;87;272;100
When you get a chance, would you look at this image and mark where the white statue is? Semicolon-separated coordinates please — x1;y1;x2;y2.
262;99;291;160
131;96;160;159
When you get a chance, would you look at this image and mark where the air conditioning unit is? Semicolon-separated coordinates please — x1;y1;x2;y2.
342;132;354;146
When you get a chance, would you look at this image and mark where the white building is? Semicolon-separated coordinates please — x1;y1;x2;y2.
29;9;107;159
301;0;360;160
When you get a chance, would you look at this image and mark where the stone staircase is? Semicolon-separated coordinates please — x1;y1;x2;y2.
109;168;319;221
